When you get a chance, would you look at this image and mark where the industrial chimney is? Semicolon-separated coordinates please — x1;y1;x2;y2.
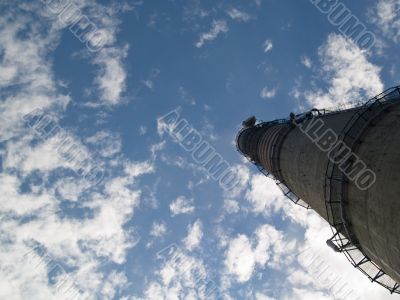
236;86;400;294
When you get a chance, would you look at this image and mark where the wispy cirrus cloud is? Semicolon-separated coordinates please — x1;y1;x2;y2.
301;55;313;68
260;86;277;99
196;20;228;48
263;39;273;53
37;0;137;107
92;45;129;105
85;130;122;158
226;8;252;22
170;196;195;216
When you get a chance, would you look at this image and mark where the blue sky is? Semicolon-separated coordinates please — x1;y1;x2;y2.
1;0;400;299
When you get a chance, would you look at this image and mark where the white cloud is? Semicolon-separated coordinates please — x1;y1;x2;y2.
263;39;273;53
301;55;312;68
227;8;252;22
371;0;400;42
0;9;70;141
170;196;195;216
224;199;240;214
0;3;149;298
139;247;211;299
245;174;285;215
142;79;154;90
225;234;255;282
196;20;228;48
224;164;251;198
200;120;218;141
37;0;133;107
285;288;332;300
183;219;203;251
124;160;154;178
93;45;129;105
260;86;277;99
224;224;294;283
147;219;168;249
156;109;180;137
288;210;400;300
0;158;149;298
179;86;196;105
0;64;18;86
150;221;167;238
242;172;395;299
101;271;128;300
244;172;318;227
4;136;58;174
2;2;397;300
0;173;55;217
3;124;97;178
304;34;383;108
55;177;89;202
86;130;122;157
139;125;147;136
150;140;166;159
256;292;275;300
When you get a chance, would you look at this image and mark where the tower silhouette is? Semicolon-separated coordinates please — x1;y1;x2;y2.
236;86;400;293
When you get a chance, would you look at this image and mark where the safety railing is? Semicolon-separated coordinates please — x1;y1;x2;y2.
236;120;311;209
324;85;400;294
